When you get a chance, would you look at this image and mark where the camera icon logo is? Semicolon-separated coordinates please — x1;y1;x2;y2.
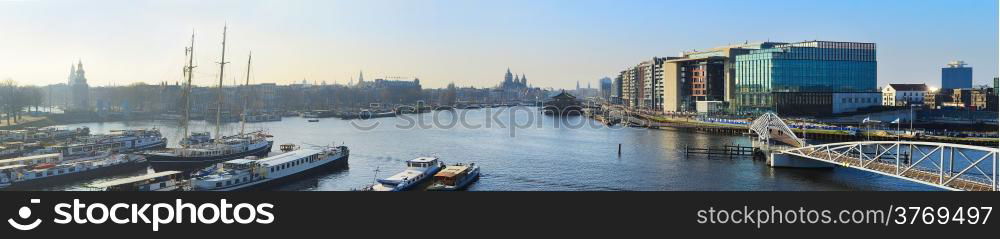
8;199;41;231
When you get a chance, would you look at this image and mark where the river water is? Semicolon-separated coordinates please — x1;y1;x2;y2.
46;107;939;191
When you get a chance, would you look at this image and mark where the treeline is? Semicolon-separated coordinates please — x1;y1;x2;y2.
0;79;45;125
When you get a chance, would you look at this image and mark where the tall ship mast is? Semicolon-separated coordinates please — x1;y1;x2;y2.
215;25;229;141
240;51;251;135
182;31;196;141
143;25;274;172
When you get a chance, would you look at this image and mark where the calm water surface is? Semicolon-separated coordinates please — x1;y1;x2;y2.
46;107;939;191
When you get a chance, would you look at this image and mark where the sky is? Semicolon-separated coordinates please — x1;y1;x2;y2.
0;0;997;89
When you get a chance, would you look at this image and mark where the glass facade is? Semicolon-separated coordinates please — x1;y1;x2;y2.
733;41;877;112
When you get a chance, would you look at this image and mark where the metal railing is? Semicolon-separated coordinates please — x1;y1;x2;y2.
780;141;999;191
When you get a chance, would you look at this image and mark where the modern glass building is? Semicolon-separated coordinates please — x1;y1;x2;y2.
733;41;878;113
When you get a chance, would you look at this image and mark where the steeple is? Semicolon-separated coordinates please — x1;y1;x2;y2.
358;70;364;83
504;68;513;83
68;64;76;85
521;74;527;86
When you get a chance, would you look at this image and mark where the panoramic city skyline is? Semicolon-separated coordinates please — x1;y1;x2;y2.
0;0;997;89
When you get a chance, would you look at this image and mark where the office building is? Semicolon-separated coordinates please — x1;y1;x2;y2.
733;41;878;115
941;61;972;89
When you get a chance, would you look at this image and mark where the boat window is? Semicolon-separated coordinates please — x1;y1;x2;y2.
216;182;222;187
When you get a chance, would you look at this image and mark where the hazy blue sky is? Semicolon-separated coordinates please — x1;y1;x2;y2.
0;0;996;89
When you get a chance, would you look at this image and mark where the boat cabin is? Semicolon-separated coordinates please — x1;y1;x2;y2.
407;157;439;168
433;165;470;186
0;154;62;167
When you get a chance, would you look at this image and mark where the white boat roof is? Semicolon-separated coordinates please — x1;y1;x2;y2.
260;149;321;166
0;153;61;164
226;158;257;165
383;169;429;182
89;171;183;188
408;157;438;163
0;164;28;170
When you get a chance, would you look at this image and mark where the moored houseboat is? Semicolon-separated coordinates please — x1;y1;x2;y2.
87;170;187;191
189;144;349;191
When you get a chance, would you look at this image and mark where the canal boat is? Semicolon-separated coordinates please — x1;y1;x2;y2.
0;126;89;143
55;129;167;156
303;110;337;118
87;170;187;191
369;157;444;191
244;113;282;123
189;144;349;191
427;163;480;191
0;153;147;190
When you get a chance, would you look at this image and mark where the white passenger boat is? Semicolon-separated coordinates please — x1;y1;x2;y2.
427;163;480;191
87;170;187;191
190;144;349;191
369;157;444;192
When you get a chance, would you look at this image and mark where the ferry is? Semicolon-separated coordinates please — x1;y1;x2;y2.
0;153;147;190
369;157;444;191
427;163;480;191
190;144;349;191
87;171;187;191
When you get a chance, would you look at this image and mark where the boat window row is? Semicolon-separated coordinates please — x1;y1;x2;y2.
268;155;317;172
214;177;251;188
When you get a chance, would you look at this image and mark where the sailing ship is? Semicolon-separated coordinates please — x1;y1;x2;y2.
145;26;273;172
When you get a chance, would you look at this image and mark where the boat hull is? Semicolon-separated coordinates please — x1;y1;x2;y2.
147;142;273;172
205;154;349;191
1;162;149;191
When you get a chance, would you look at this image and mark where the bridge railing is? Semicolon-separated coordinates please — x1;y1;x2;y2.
781;141;999;191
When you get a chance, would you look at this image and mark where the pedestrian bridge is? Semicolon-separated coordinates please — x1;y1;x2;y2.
747;112;998;191
776;141;999;191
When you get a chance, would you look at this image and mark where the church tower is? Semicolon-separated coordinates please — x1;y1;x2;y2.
69;60;90;111
504;68;513;83
68;64;76;85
